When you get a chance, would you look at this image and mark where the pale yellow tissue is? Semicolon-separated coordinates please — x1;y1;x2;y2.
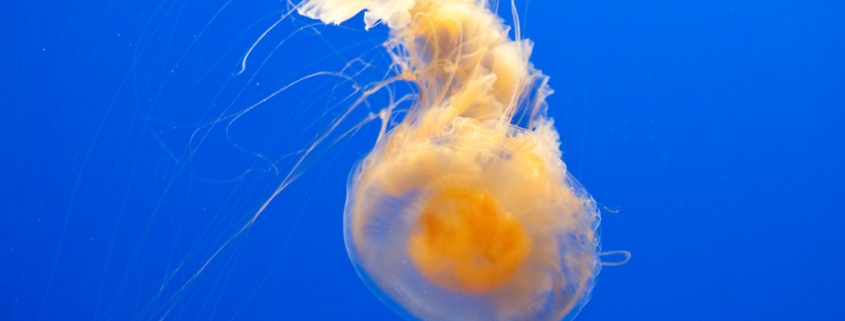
297;0;414;29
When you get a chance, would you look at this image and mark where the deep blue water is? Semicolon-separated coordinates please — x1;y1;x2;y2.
2;0;843;320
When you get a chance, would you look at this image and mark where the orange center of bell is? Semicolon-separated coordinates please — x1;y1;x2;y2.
408;187;532;293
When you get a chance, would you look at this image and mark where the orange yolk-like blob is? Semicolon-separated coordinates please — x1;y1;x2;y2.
408;188;532;293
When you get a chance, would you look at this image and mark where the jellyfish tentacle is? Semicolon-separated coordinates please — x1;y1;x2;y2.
599;250;632;266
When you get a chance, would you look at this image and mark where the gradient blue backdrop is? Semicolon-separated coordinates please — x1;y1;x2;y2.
2;0;843;320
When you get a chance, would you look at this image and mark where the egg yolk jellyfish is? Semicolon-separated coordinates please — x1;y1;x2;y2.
294;0;628;320
30;0;627;319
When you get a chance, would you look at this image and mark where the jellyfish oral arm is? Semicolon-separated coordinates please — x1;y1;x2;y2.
297;0;414;30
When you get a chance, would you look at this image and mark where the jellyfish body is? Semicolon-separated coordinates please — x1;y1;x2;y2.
300;0;601;320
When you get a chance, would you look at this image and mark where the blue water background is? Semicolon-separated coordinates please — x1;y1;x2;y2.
2;0;843;320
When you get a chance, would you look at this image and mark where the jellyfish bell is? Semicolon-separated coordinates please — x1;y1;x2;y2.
345;118;601;320
299;0;609;320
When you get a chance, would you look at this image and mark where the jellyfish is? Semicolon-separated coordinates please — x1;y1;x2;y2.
295;0;617;320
